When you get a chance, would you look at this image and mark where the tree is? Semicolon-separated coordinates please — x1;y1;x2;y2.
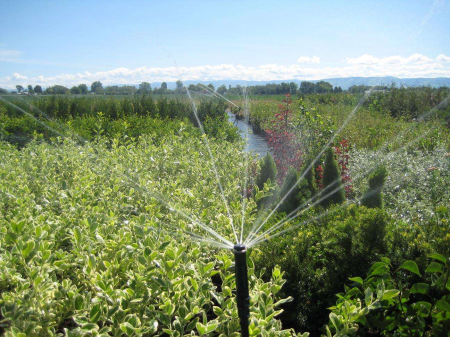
16;85;23;93
91;81;103;93
27;85;34;93
320;147;345;208
361;166;387;208
217;85;227;95
161;82;167;90
78;84;88;94
176;80;183;93
70;86;81;94
299;81;315;94
34;85;42;94
289;82;298;94
0;88;8;94
138;82;151;94
315;81;333;94
207;83;215;91
46;85;69;94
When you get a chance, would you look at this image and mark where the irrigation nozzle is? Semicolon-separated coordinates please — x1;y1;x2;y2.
233;244;250;337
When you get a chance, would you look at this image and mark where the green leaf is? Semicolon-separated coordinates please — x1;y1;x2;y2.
213;306;223;316
349;277;363;285
410;283;429;294
22;240;35;258
435;298;450;312
196;322;207;335
381;289;400;300
191;278;198;291
120;322;135;335
81;323;98;331
399;260;421;276
196;322;218;335
428;253;446;264
186;317;198;332
365;287;373;306
74;294;83;310
425;262;444;274
74;227;82;244
89;303;102;323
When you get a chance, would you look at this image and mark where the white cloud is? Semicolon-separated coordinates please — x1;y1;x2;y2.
1;54;449;89
297;56;320;64
346;53;434;65
0;49;23;58
437;54;450;63
12;73;28;80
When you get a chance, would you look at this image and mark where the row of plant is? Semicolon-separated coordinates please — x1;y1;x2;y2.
231;89;450;151
0;96;239;147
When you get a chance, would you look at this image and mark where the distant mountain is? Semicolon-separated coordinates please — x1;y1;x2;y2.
135;77;450;91
313;77;450;90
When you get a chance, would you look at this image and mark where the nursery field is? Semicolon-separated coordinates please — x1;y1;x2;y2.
1;89;450;336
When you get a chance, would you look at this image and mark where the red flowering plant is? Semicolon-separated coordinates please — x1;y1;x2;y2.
265;94;303;182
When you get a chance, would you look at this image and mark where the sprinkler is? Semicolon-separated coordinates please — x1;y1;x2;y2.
233;244;250;337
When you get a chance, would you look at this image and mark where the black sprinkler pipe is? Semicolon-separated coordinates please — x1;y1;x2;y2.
233;244;250;337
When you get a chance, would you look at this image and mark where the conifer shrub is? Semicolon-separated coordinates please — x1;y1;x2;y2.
278;166;301;214
297;158;318;206
361;165;387;208
255;153;278;191
320;147;345;208
255;153;278;209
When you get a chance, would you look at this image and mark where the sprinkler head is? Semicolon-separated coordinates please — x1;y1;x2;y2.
233;244;246;252
233;243;250;337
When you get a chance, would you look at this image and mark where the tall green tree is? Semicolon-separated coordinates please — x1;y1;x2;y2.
299;81;315;94
139;82;151;94
91;81;103;93
70;86;81;94
161;82;168;90
315;81;333;94
27;85;34;93
176;80;183;93
34;85;42;94
16;85;23;93
78;84;88;94
217;85;227;95
361;166;387;208
320;147;345;208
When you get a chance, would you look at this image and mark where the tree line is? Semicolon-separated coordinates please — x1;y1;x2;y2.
6;80;437;97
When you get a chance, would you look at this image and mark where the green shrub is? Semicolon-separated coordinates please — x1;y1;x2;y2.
324;255;450;336
361;165;387;208
321;147;345;208
256;153;278;191
278;166;301;214
253;205;391;333
297;158;318;206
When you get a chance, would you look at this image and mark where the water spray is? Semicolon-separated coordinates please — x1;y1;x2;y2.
233;244;250;337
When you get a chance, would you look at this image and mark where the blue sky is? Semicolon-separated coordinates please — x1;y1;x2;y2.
1;0;450;89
